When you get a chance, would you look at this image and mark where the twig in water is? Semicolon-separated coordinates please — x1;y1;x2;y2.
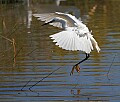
18;79;32;96
29;67;61;92
25;48;38;56
21;79;32;91
11;47;23;61
6;20;20;38
12;38;16;67
29;67;61;91
5;47;23;65
7;25;18;37
2;17;19;37
107;53;117;80
19;67;61;95
2;18;7;31
0;34;13;43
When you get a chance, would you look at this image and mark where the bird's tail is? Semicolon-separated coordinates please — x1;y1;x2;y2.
89;35;100;53
49;30;93;53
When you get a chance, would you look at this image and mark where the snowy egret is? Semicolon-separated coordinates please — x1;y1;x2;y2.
33;12;100;75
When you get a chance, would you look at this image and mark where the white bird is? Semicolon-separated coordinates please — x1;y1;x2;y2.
33;12;100;75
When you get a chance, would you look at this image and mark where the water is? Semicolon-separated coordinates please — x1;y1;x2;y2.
0;0;120;102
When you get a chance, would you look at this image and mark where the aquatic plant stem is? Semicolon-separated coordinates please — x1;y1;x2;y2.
29;67;61;92
107;53;117;80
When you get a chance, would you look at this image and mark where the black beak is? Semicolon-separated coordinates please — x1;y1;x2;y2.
41;19;55;26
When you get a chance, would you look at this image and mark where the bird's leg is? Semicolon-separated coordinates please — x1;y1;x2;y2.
75;53;90;65
70;53;90;75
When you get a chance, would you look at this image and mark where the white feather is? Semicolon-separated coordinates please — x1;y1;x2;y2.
50;30;94;53
33;12;100;53
89;35;100;53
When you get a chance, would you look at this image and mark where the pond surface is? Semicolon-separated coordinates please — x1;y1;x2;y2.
0;0;120;102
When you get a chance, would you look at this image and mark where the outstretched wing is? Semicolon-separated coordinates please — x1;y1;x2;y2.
33;12;82;28
50;30;94;53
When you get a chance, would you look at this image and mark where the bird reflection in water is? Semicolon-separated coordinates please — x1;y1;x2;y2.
71;88;81;95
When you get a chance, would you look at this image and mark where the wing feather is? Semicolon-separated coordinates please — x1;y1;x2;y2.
50;30;93;53
33;12;99;53
33;12;82;28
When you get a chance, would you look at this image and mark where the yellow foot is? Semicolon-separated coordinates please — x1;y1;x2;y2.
70;64;80;75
